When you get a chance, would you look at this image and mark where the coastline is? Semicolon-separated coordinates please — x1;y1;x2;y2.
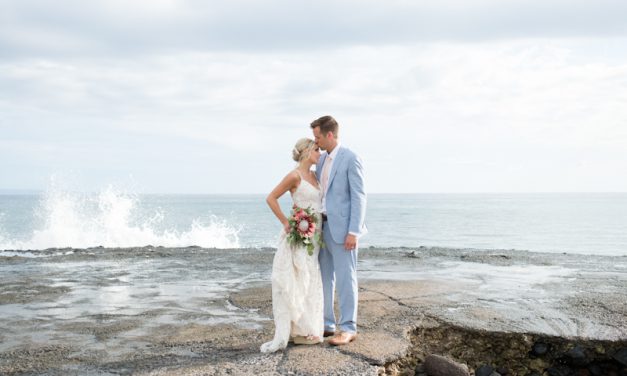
0;247;625;375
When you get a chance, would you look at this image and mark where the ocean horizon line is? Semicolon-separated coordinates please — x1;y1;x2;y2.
1;189;626;196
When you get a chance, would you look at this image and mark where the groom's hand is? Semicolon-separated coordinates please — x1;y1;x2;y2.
344;234;357;251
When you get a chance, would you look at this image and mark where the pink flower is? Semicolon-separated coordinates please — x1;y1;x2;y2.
287;206;319;252
295;209;307;221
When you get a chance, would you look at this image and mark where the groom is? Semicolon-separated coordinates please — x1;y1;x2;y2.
311;115;367;346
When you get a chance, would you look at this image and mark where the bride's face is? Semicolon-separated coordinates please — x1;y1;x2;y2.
308;146;321;164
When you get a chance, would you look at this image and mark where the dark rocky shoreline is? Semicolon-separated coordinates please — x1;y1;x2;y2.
397;322;627;376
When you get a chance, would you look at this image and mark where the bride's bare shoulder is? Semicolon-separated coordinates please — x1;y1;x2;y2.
285;170;301;181
283;170;302;193
280;170;301;188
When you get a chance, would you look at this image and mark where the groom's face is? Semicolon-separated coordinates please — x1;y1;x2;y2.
313;127;330;151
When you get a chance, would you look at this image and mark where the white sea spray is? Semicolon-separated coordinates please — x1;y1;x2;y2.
0;186;240;251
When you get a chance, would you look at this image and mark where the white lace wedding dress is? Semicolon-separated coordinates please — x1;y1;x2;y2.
260;174;324;353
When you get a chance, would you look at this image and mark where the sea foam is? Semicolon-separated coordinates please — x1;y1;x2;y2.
0;186;240;251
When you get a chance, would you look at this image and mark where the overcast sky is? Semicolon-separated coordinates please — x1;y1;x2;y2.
1;0;626;194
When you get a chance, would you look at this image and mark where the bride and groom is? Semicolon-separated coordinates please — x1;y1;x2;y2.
260;115;367;353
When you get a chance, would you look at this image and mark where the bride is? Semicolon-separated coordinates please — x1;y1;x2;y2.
260;138;324;353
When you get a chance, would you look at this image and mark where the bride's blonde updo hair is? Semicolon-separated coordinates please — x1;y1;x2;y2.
292;138;316;162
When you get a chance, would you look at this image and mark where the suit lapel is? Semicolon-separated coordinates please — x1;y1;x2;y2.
317;153;327;181
327;146;345;189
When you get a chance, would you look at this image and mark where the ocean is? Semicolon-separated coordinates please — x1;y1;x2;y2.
1;188;626;256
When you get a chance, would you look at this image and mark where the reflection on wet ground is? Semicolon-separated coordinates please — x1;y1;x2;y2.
0;247;272;354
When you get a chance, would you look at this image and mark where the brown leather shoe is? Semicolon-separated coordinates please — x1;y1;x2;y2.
328;332;357;346
323;330;336;338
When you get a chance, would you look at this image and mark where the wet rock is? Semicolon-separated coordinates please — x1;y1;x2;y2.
613;347;627;366
565;345;588;367
423;354;470;376
546;365;572;376
475;364;494;376
531;342;549;356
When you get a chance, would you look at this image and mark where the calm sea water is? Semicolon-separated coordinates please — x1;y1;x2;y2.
0;190;626;256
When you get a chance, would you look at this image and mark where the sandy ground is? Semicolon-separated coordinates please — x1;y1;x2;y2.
0;247;626;375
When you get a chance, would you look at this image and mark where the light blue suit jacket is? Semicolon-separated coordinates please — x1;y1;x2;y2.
316;145;367;244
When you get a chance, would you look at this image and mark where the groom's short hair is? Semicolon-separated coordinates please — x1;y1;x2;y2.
310;115;338;138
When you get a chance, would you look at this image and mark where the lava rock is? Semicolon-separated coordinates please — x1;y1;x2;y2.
613;348;627;366
531;342;549;357
423;354;470;376
546;365;572;376
415;364;427;376
475;365;494;376
565;345;588;367
587;363;604;376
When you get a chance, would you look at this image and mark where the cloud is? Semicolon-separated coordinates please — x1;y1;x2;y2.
2;0;627;58
1;1;627;192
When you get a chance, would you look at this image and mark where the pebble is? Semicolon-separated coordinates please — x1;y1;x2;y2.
423;354;470;376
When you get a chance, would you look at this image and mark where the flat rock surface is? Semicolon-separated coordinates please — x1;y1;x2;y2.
0;247;625;375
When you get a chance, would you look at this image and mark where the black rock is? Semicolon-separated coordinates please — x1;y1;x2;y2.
587;363;605;376
565;345;588;367
423;354;470;376
496;366;509;375
613;348;627;366
546;365;572;376
525;372;542;376
475;364;494;376
532;342;549;356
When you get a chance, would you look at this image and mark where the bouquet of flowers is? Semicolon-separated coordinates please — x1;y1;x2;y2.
286;205;322;256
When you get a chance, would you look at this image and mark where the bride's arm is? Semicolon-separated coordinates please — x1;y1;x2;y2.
266;171;299;233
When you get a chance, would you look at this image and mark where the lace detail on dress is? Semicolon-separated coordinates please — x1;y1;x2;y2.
260;172;324;353
291;171;322;212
